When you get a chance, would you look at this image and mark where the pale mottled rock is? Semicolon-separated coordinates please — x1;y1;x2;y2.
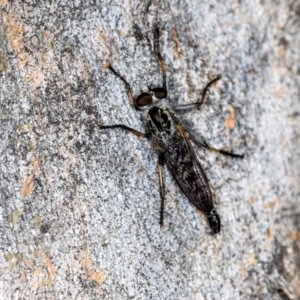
0;1;299;299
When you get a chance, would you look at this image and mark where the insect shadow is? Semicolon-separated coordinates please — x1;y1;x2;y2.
100;25;243;234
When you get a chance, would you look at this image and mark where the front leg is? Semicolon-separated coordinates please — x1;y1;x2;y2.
108;65;137;109
173;76;221;112
185;126;244;158
158;152;166;226
154;24;168;93
99;123;150;138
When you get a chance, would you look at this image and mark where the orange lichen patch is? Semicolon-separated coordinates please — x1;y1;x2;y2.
31;278;39;289
67;138;74;148
277;47;285;58
18;51;29;68
275;86;284;99
249;196;256;205
118;29;127;37
88;270;106;284
85;257;93;270
30;252;55;288
31;281;42;290
276;22;282;30
31;268;45;289
34;250;42;258
248;253;257;266
24;70;44;87
32;158;41;176
263;198;280;209
43;252;55;277
58;145;74;159
70;259;76;269
44;172;52;185
20;269;26;283
26;258;34;268
66;76;74;84
172;27;182;58
43;30;53;39
267;228;274;239
20;174;35;196
82;251;106;284
59;145;67;153
7;15;24;52
42;51;52;62
213;241;220;260
1;267;9;273
95;27;118;59
34;268;42;277
0;51;7;71
226;105;236;129
30;139;36;150
23;5;34;14
291;231;299;241
0;0;8;5
239;264;248;277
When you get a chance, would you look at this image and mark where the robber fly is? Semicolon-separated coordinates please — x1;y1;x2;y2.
100;25;243;234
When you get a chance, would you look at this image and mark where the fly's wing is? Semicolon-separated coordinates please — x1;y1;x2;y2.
160;124;214;212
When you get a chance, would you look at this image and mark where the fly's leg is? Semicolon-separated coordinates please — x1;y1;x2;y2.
99;124;150;138
185;128;244;158
154;24;167;93
100;123;167;225
158;152;166;226
173;75;243;158
173;76;221;112
108;65;137;109
200;141;244;158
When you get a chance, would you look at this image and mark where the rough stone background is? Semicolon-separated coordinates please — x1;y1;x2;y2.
0;0;300;299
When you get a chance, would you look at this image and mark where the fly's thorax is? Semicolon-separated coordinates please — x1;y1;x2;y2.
146;105;178;139
134;85;178;141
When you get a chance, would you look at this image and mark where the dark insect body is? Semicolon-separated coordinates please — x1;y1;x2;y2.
100;25;243;234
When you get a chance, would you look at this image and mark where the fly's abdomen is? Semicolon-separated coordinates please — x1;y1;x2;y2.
165;136;214;213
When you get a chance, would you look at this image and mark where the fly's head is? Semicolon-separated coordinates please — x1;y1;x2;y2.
207;210;221;234
136;86;174;138
135;86;167;111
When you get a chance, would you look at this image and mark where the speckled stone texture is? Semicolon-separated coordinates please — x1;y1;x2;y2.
0;0;299;299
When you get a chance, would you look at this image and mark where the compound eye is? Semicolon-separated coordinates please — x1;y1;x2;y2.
152;87;167;99
136;93;153;108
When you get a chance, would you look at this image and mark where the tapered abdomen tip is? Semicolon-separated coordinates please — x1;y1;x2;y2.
207;210;221;234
